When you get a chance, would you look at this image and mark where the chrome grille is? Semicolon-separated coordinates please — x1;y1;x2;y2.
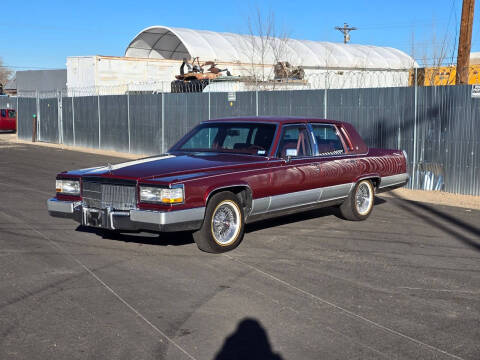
82;181;136;210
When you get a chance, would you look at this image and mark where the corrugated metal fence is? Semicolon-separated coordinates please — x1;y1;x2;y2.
3;86;479;196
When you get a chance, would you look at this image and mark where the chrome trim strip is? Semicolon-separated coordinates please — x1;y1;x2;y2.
47;198;78;213
269;188;321;212
320;183;353;201
379;173;409;189
250;197;269;215
250;182;354;216
130;207;205;225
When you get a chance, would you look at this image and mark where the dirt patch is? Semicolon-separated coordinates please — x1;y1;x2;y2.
378;188;480;210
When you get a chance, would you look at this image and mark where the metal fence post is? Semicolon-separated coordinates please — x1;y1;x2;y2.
97;94;101;148
57;90;63;144
208;80;211;120
161;92;165;153
36;90;41;141
72;94;76;146
16;97;19;138
412;67;418;190
256;89;259;116
323;72;328;118
127;87;131;152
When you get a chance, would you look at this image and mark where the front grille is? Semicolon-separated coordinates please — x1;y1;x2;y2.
82;180;136;210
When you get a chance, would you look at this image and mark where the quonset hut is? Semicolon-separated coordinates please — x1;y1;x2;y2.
67;26;417;93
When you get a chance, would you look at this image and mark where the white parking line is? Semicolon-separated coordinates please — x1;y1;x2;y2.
224;254;465;360
0;210;197;360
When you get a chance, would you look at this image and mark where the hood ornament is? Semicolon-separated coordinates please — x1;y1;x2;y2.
107;163;113;175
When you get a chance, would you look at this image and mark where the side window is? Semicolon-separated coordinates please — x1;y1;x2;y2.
276;125;312;158
311;124;345;155
0;110;6;117
8;110;16;118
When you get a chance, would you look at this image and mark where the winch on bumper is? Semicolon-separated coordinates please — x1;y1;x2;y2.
47;198;205;232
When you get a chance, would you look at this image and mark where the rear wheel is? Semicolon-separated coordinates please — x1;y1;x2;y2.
193;191;245;253
340;180;374;221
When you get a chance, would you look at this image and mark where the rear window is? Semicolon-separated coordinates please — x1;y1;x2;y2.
7;110;16;118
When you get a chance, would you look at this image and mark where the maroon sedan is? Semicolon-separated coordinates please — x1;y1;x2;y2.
48;117;408;253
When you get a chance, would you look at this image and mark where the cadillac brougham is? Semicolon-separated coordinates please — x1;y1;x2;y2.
47;117;409;253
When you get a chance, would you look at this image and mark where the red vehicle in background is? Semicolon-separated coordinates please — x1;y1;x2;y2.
0;109;16;132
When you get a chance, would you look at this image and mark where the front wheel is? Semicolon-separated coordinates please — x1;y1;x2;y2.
193;191;245;253
340;180;375;221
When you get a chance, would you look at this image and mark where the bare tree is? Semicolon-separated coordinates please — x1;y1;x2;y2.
415;18;458;86
242;8;293;88
0;57;13;87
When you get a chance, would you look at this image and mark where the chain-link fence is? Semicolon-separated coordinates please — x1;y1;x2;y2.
10;68;416;97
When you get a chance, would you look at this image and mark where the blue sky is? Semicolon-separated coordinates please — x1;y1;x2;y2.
1;0;479;70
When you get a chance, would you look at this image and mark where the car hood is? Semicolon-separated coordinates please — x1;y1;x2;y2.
67;153;269;181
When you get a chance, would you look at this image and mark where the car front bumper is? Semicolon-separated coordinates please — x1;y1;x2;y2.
47;198;205;232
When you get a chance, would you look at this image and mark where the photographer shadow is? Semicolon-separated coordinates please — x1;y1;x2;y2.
214;318;283;360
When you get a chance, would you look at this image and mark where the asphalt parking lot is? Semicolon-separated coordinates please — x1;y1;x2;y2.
0;136;479;360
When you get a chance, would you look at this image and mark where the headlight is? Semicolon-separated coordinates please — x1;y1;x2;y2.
56;179;80;195
139;186;184;204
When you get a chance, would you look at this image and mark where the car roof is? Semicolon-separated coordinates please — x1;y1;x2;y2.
202;116;345;125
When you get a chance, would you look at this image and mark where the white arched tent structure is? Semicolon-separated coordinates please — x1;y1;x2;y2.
67;26;418;94
125;26;416;70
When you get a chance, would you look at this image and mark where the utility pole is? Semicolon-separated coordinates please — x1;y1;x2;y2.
456;0;475;84
334;23;358;44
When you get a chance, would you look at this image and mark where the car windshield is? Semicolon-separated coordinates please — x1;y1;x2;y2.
173;122;276;156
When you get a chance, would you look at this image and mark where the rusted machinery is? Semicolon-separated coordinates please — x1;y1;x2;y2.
274;62;305;80
171;58;232;93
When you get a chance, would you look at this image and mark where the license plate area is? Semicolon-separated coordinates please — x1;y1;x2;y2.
83;208;106;228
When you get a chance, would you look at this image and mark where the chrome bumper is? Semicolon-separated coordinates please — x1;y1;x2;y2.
47;198;205;232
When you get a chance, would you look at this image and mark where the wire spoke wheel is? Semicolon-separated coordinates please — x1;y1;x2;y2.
356;182;372;215
193;191;245;253
211;200;241;245
340;179;374;221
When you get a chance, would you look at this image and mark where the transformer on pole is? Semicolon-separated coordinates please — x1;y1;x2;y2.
334;23;358;44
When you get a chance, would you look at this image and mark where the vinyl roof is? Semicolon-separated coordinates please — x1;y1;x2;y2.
125;26;416;69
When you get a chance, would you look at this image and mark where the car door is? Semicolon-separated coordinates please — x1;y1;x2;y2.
310;123;360;201
268;123;321;211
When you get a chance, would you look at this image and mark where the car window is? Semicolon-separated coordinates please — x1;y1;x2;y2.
0;110;5;117
276;125;312;158
181;127;219;150
174;123;276;155
311;124;345;155
222;127;251;149
7;110;16;118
